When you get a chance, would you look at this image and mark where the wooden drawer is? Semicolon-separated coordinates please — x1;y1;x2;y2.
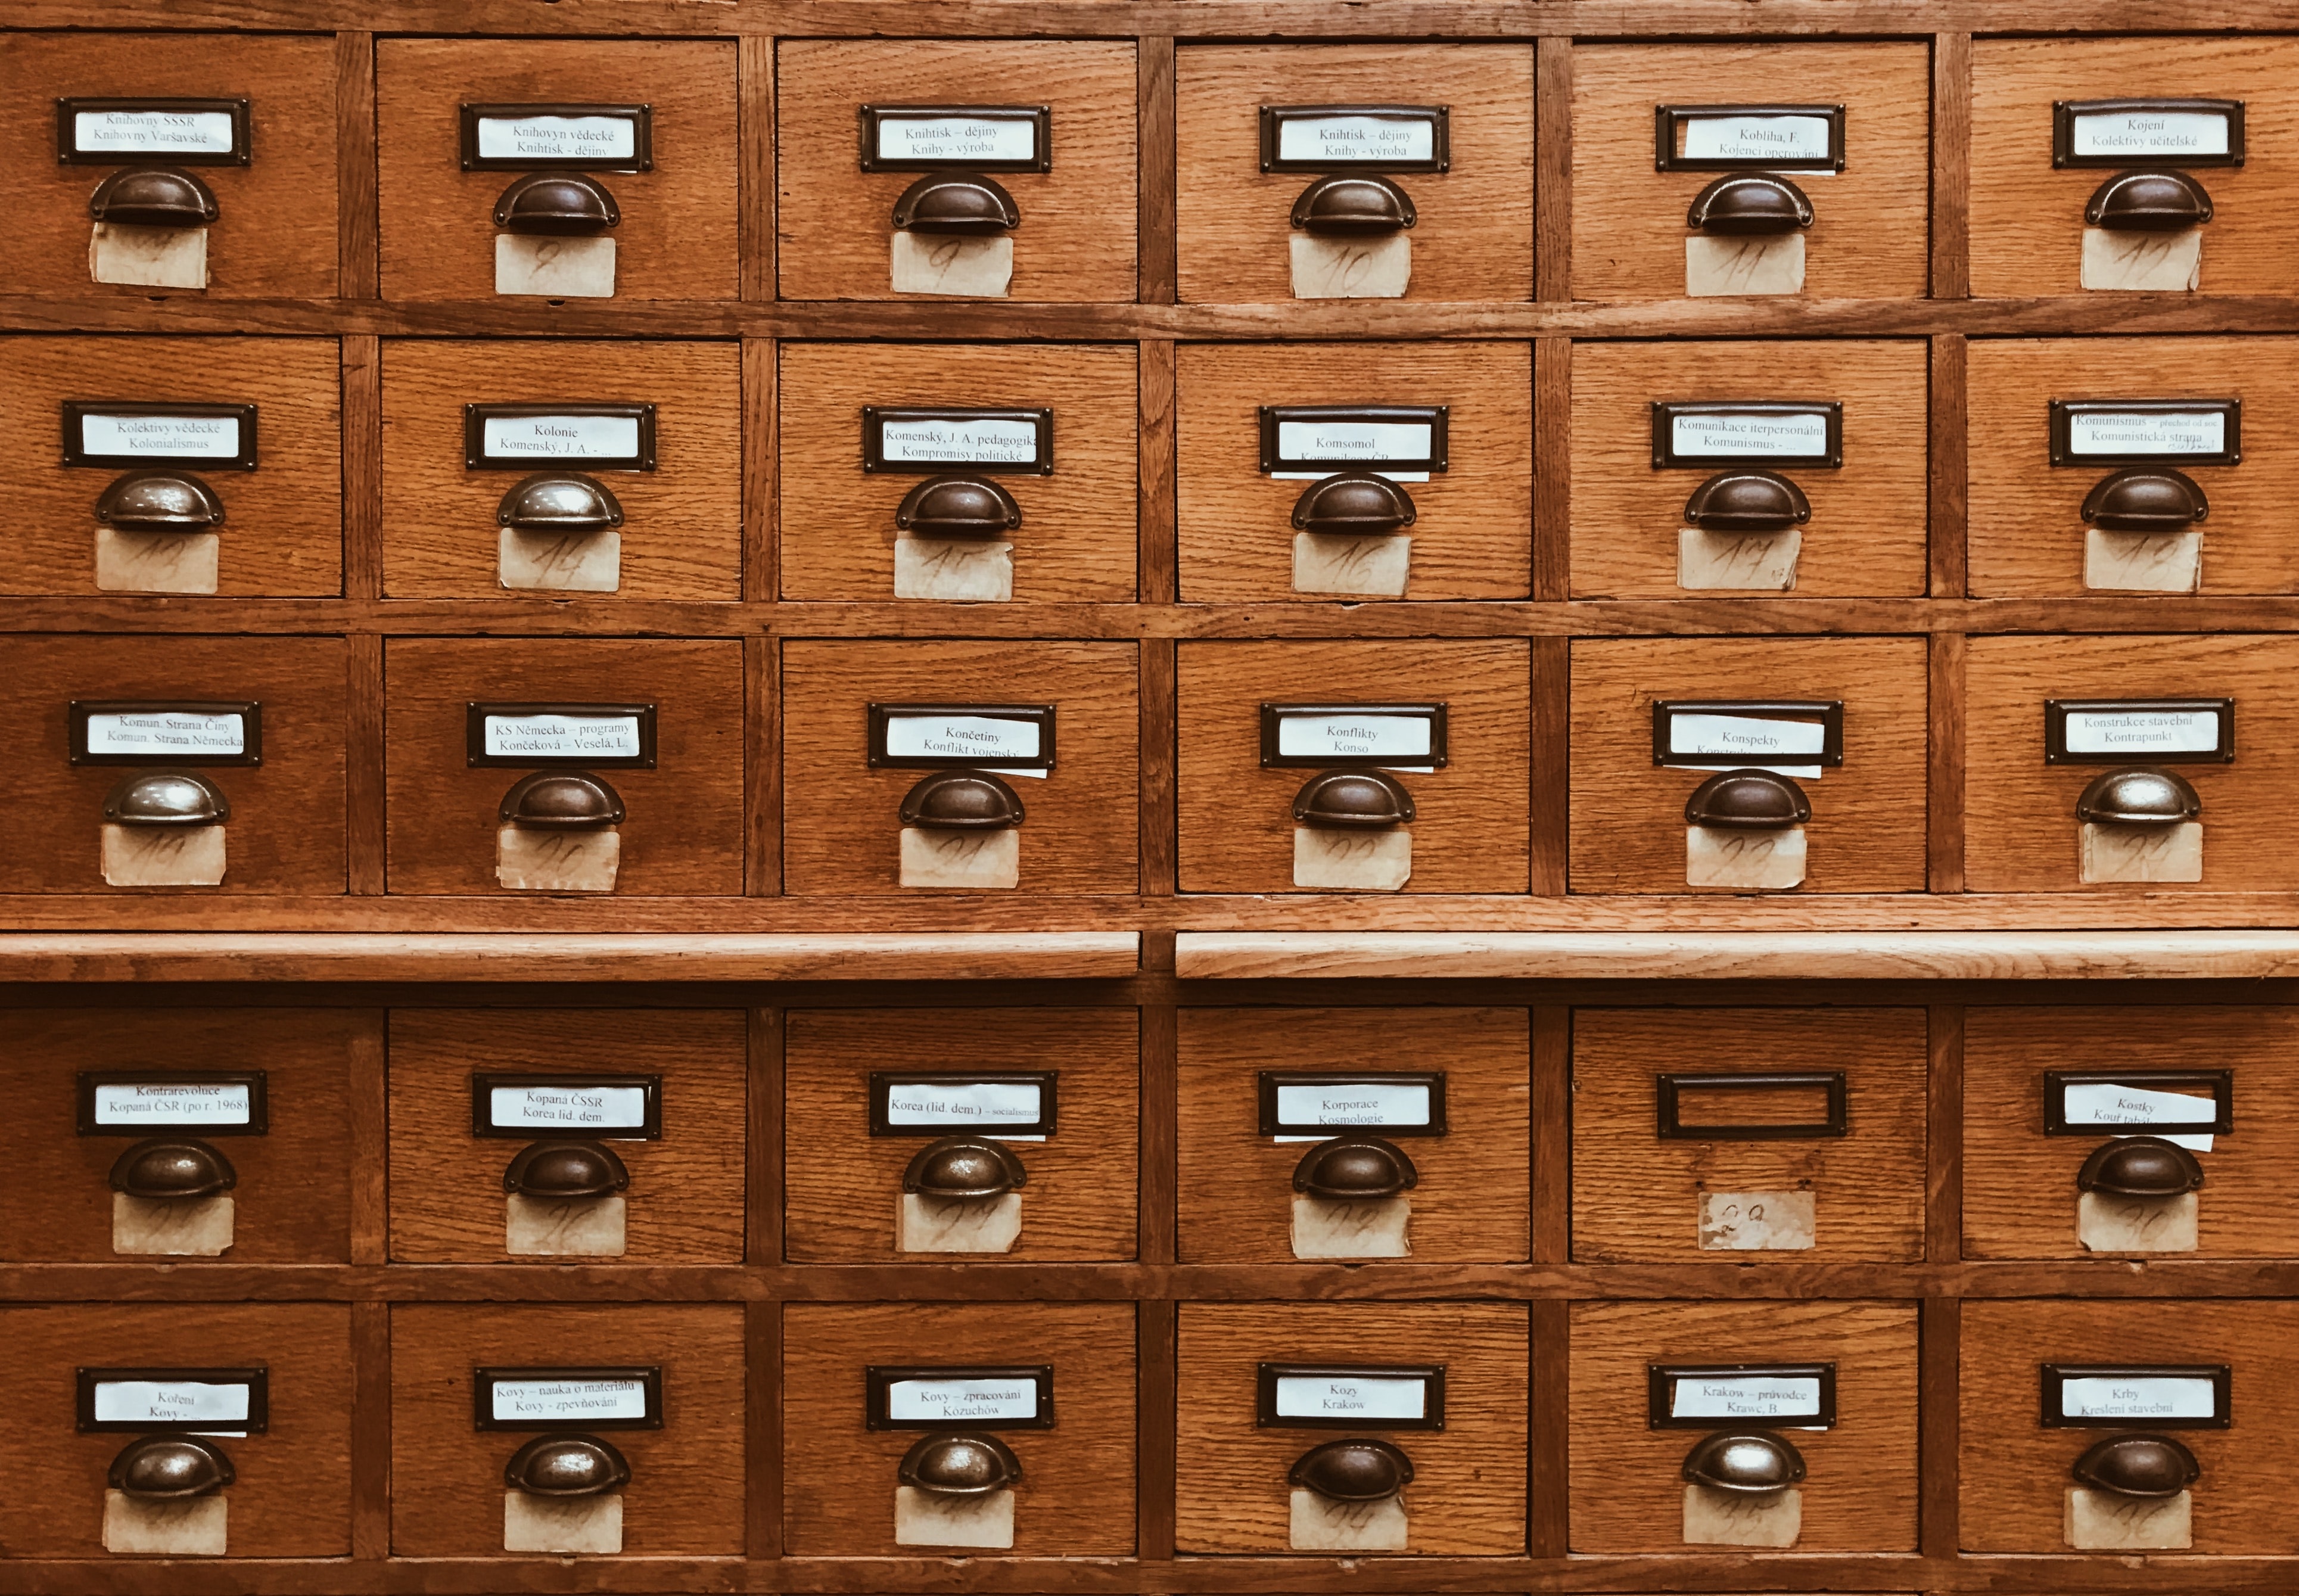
1965;634;2299;892
376;39;738;302
1175;1007;1529;1264
387;1009;745;1264
1973;38;2299;298
0;33;337;298
784;1007;1138;1263
1572;1008;1927;1264
1968;337;2299;597
0;1304;351;1558
1569;637;1930;894
1175;45;1535;303
782;1303;1135;1555
1175;342;1532;601
1965;1006;2299;1260
379;339;743;600
382;638;745;895
1570;1301;1918;1553
0;337;340;598
1961;1300;2299;1553
390;1303;745;1556
1569;339;1930;599
0;634;346;895
777;343;1138;602
1571;43;1930;301
777;41;1137;303
1175;1303;1527;1554
780;642;1138;896
1176;640;1532;893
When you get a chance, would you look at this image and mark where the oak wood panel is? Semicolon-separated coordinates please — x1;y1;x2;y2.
379;339;743;600
776;41;1138;303
1968;337;2299;596
777;342;1138;601
0;1007;368;1264
1568;1299;1920;1552
1959;1299;2299;1553
388;1302;745;1555
1175;1006;1530;1263
0;336;341;597
375;39;738;301
781;1302;1137;1555
1571;43;1931;302
0;32;338;298
1570;1007;1927;1263
1176;640;1532;893
1175;1302;1528;1554
1175;45;1535;304
1569;338;1930;598
1964;1005;2299;1260
386;1007;746;1264
382;637;745;895
0;1303;353;1558
1175;342;1533;601
1569;637;1931;894
783;1007;1140;1262
780;640;1140;896
1971;36;2299;298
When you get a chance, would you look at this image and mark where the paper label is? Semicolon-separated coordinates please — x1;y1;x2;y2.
1670;1374;1824;1421
1275;714;1432;763
1277;115;1438;165
2072;109;2230;160
877;115;1037;164
1669;713;1826;777
1273;1374;1426;1422
1274;420;1432;465
490;1376;649;1424
93;1082;251;1127
878;417;1040;466
482;713;643;761
94;1380;249;1427
489;1083;648;1133
74;108;235;155
885;1081;1042;1128
85;710;244;758
1670;411;1829;459
477;114;636;164
1273;1081;1430;1129
480;414;640;462
80;413;241;459
885;1377;1038;1423
883;713;1041;764
2066;410;2225;457
2061;708;2222;757
2061;1081;2217;1140
1681;114;1834;164
2060;1375;2216;1423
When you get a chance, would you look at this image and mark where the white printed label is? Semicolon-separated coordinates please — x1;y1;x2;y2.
2062;1080;2216;1151
885;1080;1043;1128
1274;1374;1427;1422
884;713;1042;765
85;710;245;758
94;1380;250;1427
879;417;1040;466
1670;1374;1824;1421
490;1083;648;1133
74;108;237;156
92;1082;252;1127
1670;410;1830;459
2066;410;2226;458
483;713;643;762
2061;708;2222;757
1274;1081;1431;1129
2072;109;2230;161
885;1377;1039;1423
490;1376;649;1424
2061;1374;2216;1423
477;115;638;164
876;114;1038;165
481;413;640;462
1275;714;1433;763
1681;114;1835;164
1669;713;1827;763
1276;115;1438;166
1275;420;1432;465
80;413;241;459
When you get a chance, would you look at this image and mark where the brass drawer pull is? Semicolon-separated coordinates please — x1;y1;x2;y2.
902;1134;1027;1200
498;771;626;830
896;475;1021;540
892;174;1018;236
1683;769;1810;829
89;166;217;229
110;1137;236;1200
493;172;620;237
503;1140;630;1200
1293;1135;1418;1201
2076;1135;2204;1197
2086;170;2211;232
1290;173;1416;235
900;771;1025;831
1682;1430;1805;1494
1289;1438;1413;1502
1293;770;1414;830
2081;466;2208;533
2073;1433;2199;1499
1682;469;1809;534
2074;769;2200;826
504;1434;631;1496
1292;471;1416;536
95;471;226;534
109;1436;234;1500
103;771;230;827
1687;173;1812;234
899;1432;1020;1496
497;473;624;536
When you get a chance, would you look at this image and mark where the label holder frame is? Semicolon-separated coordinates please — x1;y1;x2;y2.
63;401;259;471
1257;404;1450;475
1647;1361;1838;1430
864;1364;1056;1431
76;1366;270;1434
56;97;252;167
1255;1362;1448;1431
2043;1069;2233;1137
866;702;1057;773
1653;103;1847;173
1256;702;1449;771
1652;699;1845;770
458;102;654;173
2040;1362;2231;1430
69;700;263;769
861;406;1054;476
1256;1070;1449;1137
2048;399;2242;468
472;1365;665;1432
464;702;658;770
867;1070;1059;1137
1656;1071;1849;1141
77;1069;270;1137
1256;104;1452;175
2052;98;2246;169
857;104;1053;173
2043;698;2235;766
462;403;658;473
1650;400;1843;471
470;1072;665;1141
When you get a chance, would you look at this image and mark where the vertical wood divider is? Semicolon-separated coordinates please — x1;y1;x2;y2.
334;32;378;300
1533;36;1573;302
1140;333;1181;906
1532;336;1571;602
1139;340;1179;606
739;36;776;301
744;337;782;893
341;334;384;603
1928;630;1967;894
1138;35;1178;305
1925;1003;1964;1263
747;635;782;895
1531;1003;1571;1263
1528;1297;1571;1558
1930;32;1973;300
1930;332;1968;599
746;1296;785;1561
1530;634;1571;895
746;1004;786;1561
1137;1295;1178;1561
348;1012;388;1264
1920;1294;1962;1561
347;631;388;895
743;337;779;603
350;1299;391;1561
748;1006;785;1265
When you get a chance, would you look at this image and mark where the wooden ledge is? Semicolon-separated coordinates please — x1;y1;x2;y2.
0;932;1138;984
1174;930;2299;982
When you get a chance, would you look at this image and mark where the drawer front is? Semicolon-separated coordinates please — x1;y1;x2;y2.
782;1303;1136;1555
1968;337;2299;597
0;1303;352;1558
1569;637;1930;894
777;41;1138;304
1973;38;2299;298
1965;1006;2299;1261
1176;45;1535;303
1175;342;1533;601
781;641;1140;896
778;343;1138;602
1572;43;1930;301
1177;640;1532;894
387;1009;746;1264
785;1007;1139;1262
1961;1299;2299;1553
1570;339;1929;599
390;1303;745;1556
1572;1008;1927;1264
381;340;743;601
377;39;738;302
1570;1300;1919;1553
1176;1007;1529;1263
1175;1302;1528;1554
0;337;341;598
0;33;337;298
1965;634;2299;892
383;637;745;895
